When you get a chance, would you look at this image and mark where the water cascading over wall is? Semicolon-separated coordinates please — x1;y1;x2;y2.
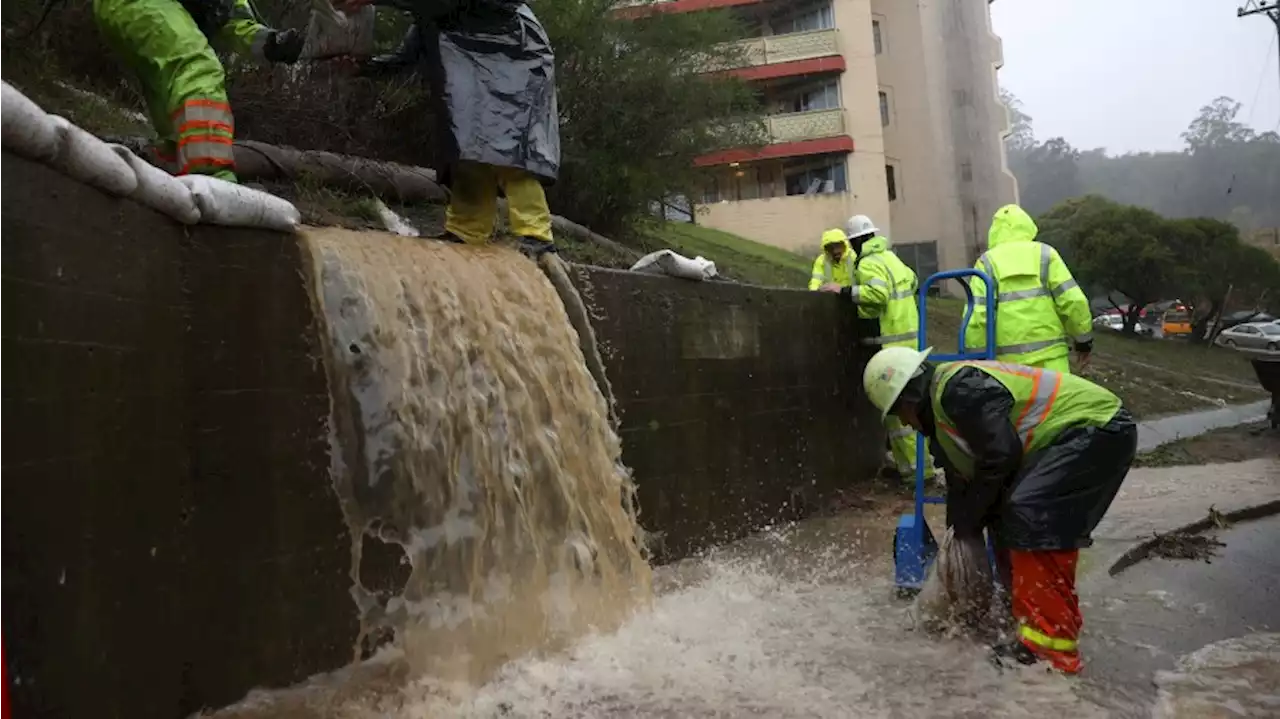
2;148;882;719
302;228;652;685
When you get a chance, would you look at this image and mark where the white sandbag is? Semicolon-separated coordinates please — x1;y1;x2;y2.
110;145;201;225
178;175;301;231
629;249;718;281
47;115;138;197
2;82;61;161
910;528;994;634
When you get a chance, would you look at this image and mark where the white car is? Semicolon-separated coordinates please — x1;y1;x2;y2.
1094;315;1154;336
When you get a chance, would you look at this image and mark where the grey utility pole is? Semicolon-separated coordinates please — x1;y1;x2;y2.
1238;1;1280;98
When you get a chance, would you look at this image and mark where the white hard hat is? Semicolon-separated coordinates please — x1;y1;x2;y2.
862;346;933;419
845;214;879;240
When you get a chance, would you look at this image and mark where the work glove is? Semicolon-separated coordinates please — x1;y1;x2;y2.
263;28;305;64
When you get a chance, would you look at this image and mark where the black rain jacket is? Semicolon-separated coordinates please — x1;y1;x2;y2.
918;365;1137;551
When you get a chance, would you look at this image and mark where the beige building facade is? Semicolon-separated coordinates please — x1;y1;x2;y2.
642;0;1019;277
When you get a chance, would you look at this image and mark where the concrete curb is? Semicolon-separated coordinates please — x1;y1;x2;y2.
1107;499;1280;576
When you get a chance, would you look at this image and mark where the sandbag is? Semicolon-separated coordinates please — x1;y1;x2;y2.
910;528;994;634
178;175;301;231
110;145;202;225
629;249;718;281
1;82;61;161
48;115;139;197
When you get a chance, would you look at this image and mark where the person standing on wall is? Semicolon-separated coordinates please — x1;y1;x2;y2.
820;214;937;483
964;204;1094;373
861;346;1137;673
809;228;855;291
92;0;304;181
345;0;560;259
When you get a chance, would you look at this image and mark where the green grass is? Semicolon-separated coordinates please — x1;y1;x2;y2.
636;222;811;288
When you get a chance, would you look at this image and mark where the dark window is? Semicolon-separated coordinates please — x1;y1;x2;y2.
960;161;973;182
784;159;847;196
872;20;883;54
885;164;898;201
879;91;890;127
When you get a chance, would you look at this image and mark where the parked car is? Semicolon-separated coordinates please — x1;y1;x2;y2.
1094;314;1155;336
1216;322;1280;352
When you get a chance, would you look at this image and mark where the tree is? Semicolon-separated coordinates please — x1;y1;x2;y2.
1181;96;1256;152
539;0;766;234
1017;137;1081;216
1001;89;1035;155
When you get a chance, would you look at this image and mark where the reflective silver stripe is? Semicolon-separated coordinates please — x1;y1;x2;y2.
1050;278;1079;299
865;331;917;345
889;288;915;300
1073;332;1093;344
996;337;1067;355
941;426;976;458
999;287;1051;302
848;285;861;303
1012;367;1064;450
1039;243;1052;288
978;253;997;295
889;427;915;439
822;256;833;282
866;278;890;288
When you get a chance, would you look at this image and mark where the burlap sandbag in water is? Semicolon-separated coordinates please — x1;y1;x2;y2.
910;527;993;633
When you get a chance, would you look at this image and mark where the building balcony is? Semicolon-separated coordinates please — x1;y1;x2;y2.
696;108;850;166
724;28;840;68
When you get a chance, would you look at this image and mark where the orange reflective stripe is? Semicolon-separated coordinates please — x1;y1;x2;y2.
171;99;232;119
178;157;237;176
937;421;975;457
176;120;234;138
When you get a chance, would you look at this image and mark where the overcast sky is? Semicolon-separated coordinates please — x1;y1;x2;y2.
991;0;1280;155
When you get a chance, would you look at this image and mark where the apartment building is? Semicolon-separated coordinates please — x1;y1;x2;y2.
628;0;1019;277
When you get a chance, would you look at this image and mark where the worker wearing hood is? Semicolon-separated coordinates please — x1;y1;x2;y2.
819;215;935;482
863;346;1137;673
964;205;1093;372
348;0;559;258
808;229;855;291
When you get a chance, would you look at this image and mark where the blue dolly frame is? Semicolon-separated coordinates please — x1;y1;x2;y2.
892;268;997;593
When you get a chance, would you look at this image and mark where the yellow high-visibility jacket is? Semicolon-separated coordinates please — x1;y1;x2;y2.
848;236;919;348
808;236;855;290
965;205;1093;368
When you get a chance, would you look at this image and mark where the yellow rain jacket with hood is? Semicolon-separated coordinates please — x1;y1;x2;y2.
808;229;855;290
965;205;1093;373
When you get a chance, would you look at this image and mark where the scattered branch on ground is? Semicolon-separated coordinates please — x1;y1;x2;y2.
1146;530;1225;563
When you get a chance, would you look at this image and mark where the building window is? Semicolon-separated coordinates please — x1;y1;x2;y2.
960;161;973;182
879;91;890;127
787;79;840;113
784;3;834;33
872;19;883;54
885;164;898;201
784;157;847;196
952;89;972;108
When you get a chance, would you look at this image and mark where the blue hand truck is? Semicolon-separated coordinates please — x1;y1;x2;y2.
892;268;997;594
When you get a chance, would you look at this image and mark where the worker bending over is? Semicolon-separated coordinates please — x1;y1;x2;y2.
809;229;855;291
93;0;303;181
349;0;559;258
863;346;1137;673
820;215;935;482
965;204;1094;373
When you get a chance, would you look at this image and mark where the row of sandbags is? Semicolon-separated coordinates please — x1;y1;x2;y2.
1;81;300;232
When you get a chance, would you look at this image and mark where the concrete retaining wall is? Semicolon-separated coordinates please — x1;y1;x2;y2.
1;151;882;717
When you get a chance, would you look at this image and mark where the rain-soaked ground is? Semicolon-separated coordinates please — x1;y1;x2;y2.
213;458;1280;719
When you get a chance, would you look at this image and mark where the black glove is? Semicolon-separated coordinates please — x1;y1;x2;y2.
263;28;304;64
840;286;852;300
1074;338;1094;354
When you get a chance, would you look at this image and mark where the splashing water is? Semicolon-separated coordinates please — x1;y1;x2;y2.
306;228;652;688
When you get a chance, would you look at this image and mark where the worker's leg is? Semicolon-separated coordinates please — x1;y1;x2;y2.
496;166;556;252
444;161;500;244
93;0;237;181
1009;548;1083;673
886;415;935;483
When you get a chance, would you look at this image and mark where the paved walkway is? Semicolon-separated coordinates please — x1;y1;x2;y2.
1136;400;1271;452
